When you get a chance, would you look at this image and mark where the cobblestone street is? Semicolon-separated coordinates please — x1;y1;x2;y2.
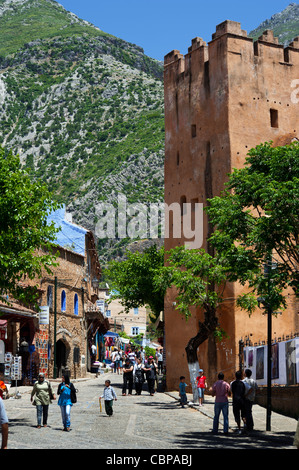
1;371;297;454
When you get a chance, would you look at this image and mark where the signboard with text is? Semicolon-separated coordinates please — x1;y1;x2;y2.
39;306;49;325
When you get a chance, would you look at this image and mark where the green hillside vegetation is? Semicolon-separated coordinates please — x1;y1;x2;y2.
249;2;299;44
0;1;164;261
0;0;108;56
0;0;297;263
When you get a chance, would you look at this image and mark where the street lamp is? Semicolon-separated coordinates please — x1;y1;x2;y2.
92;277;99;291
258;255;277;432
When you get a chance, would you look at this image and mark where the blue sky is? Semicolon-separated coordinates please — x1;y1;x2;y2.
59;1;292;61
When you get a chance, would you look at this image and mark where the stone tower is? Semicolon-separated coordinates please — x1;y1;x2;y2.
163;20;299;390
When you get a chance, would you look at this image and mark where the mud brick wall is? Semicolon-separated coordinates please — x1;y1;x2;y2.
256;386;299;420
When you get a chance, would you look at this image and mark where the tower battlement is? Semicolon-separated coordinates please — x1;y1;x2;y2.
212;19;248;40
164;20;299;77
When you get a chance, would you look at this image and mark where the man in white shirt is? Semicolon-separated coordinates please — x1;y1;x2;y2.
243;369;258;432
128;349;136;365
156;349;163;374
111;349;119;373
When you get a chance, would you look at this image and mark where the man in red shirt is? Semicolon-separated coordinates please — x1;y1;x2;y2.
211;372;231;435
195;369;207;406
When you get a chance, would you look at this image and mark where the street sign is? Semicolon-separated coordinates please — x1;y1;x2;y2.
39;306;49;325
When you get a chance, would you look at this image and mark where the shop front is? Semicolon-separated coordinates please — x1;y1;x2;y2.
85;304;110;373
103;331;120;366
0;301;40;388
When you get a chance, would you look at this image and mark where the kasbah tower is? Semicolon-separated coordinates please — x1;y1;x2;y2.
163;20;299;391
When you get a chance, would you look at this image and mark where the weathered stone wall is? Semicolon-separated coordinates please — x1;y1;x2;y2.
36;247;87;379
164;20;299;391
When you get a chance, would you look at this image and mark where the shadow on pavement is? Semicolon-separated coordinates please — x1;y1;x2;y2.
172;429;296;449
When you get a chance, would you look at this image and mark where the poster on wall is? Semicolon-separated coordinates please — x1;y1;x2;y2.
248;349;253;367
271;343;279;379
256;347;264;380
285;339;297;385
39;306;49;325
244;338;299;385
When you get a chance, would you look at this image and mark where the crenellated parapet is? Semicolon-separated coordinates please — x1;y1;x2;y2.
289;36;299;49
211;20;248;40
164;20;299;79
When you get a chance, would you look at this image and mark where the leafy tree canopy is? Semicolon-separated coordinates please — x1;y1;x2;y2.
206;142;299;312
105;244;165;320
0;147;61;306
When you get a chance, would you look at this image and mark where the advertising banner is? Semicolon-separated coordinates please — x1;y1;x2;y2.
244;337;299;385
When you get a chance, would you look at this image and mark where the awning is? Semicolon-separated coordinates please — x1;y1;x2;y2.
120;337;130;344
0;302;39;330
104;331;119;338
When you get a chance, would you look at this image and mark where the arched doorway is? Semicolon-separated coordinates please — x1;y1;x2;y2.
56;339;67;378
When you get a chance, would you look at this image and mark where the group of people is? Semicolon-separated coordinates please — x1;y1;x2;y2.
28;348;163;427
30;372;77;431
1;365;299;448
211;369;259;435
179;368;259;435
121;348;163;397
97;348;163;418
110;347;164;375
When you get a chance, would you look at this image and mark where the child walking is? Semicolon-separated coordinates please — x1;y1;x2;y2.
196;369;207;406
179;376;188;408
100;380;117;417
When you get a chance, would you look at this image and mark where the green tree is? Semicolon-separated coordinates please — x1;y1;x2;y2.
0;147;61;306
206;142;299;312
105;245;165;320
156;245;229;401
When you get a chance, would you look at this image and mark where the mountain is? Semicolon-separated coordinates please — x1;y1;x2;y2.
0;1;298;263
249;2;299;44
0;0;164;262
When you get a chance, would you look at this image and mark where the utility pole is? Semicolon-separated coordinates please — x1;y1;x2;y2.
264;255;275;432
54;276;57;379
266;287;272;432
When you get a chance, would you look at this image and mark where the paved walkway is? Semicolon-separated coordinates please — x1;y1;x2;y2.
1;372;298;452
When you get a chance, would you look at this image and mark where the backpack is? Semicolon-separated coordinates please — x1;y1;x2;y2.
70;383;77;404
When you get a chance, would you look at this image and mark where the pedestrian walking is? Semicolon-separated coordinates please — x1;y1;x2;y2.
100;380;117;417
30;372;56;428
133;357;145;395
114;349;122;375
211;372;231;435
243;368;258;432
57;375;77;431
91;343;97;363
139;346;145;362
195;369;207;406
156;349;163;374
122;357;134;395
179;376;188;408
111;349;118;373
230;370;246;434
0;388;8;449
143;356;157;396
128;347;136;365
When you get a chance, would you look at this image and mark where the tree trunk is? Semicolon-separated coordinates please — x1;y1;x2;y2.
185;311;218;404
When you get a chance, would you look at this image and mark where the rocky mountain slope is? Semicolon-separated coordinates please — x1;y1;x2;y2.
0;1;298;263
249;2;299;44
0;0;164;262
